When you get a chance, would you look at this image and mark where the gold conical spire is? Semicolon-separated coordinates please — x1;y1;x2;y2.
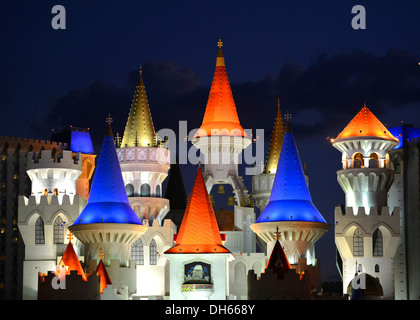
121;66;157;148
263;98;285;174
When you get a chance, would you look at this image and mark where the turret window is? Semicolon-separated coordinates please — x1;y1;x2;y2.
353;228;364;256
353;153;364;169
35;217;45;244
373;229;383;256
140;183;151;197
369;153;379;168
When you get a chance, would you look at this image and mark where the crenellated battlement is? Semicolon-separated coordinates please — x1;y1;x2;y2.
0;135;68;150
27;150;82;168
335;205;400;217
18;194;86;208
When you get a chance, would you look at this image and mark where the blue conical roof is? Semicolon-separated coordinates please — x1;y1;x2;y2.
256;120;327;223
72;122;142;225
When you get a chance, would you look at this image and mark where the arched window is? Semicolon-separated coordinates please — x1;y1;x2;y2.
353;228;364;256
156;185;161;197
353;153;364;168
125;184;134;197
373;229;383;256
131;238;144;265
369;153;379;168
140;183;151;197
53;188;59;196
150;239;157;265
375;264;380;273
35;217;45;244
54;216;64;244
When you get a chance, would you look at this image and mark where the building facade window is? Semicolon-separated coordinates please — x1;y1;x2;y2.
373;229;383;256
140;183;151;197
131;238;144;265
353;228;364;256
35;217;45;244
53;216;64;244
150;239;157;265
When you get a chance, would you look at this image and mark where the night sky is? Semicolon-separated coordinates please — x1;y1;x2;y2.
1;0;420;282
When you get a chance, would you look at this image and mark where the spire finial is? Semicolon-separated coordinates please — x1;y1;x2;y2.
277;97;280;108
106;114;113;126
284;111;292;133
67;231;74;244
139;65;143;75
98;249;104;261
274;226;281;240
218;38;223;49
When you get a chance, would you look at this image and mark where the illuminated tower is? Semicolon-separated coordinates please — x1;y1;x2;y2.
116;67;171;225
70;117;148;295
252;98;285;212
192;39;254;253
164;165;233;300
251;115;330;291
332;105;400;299
18;148;86;300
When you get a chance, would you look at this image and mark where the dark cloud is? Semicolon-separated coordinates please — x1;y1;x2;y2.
38;48;420;152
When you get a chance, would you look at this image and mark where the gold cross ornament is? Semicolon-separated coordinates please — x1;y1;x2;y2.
218;39;223;49
98;249;104;260
67;232;74;243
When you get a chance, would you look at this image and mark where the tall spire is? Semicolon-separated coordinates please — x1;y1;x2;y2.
264;98;285;174
72;119;142;225
121;66;157;147
194;39;247;138
256;118;327;223
164;165;231;254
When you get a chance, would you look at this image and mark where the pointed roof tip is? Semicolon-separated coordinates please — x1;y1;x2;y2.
335;103;399;142
284;111;292;133
263;99;285;174
106;114;113;137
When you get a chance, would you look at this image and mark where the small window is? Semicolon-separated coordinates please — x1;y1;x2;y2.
35;217;45;244
54;216;64;244
373;229;383;256
131;238;144;265
150;239;157;265
353;228;364;256
375;264;380;273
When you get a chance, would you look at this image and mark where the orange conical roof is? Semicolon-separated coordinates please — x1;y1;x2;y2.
96;259;112;294
164;165;231;254
57;241;87;281
194;39;247;138
335;104;398;142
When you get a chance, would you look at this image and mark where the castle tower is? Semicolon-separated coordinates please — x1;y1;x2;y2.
192;39;254;253
388;125;420;300
252;98;285;213
164;164;233;300
116;67;170;225
332;105;401;299
250;115;330;291
70;117;147;295
18;149;86;300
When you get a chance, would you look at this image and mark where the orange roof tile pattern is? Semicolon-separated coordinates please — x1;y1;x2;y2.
57;241;87;281
195;40;247;138
335;105;399;142
165;165;231;254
